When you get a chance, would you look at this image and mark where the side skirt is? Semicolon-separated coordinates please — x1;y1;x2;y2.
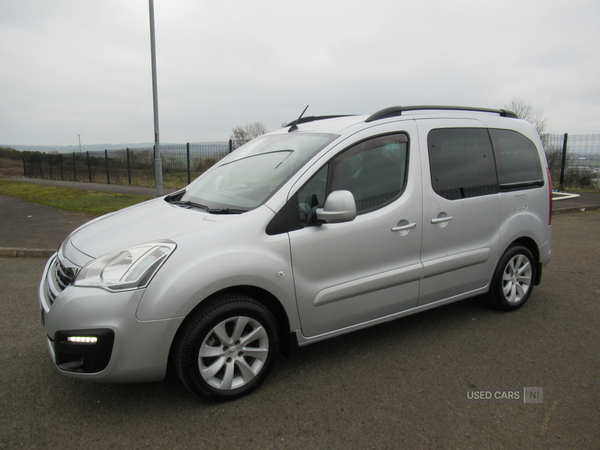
294;286;489;347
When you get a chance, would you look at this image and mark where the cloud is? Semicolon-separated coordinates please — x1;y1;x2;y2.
1;0;599;146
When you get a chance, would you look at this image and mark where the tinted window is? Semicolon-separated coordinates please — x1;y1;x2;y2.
490;129;543;188
428;128;498;200
298;165;328;224
298;134;408;223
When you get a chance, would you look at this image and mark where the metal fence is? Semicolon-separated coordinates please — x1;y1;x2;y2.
22;140;243;190
542;133;600;189
21;135;600;191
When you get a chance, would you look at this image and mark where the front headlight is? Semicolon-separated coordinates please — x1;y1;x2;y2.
73;241;176;291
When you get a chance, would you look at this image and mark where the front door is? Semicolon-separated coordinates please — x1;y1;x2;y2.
289;125;424;337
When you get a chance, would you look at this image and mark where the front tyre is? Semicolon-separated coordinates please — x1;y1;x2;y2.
174;294;279;401
489;245;536;311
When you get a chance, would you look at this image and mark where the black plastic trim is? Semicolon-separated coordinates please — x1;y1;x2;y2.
499;180;545;192
366;105;518;123
281;332;299;359
534;262;543;286
54;329;115;373
266;199;301;235
164;189;186;203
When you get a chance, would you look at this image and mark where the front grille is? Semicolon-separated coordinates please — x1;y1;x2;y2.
46;256;77;305
55;259;74;290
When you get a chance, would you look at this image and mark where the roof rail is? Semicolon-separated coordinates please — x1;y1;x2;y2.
365;105;518;123
285;115;355;128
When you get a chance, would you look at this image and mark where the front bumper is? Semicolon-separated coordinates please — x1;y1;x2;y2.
39;254;184;383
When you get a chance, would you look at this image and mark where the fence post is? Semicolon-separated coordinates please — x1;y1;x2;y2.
559;133;568;191
22;156;26;177
229;139;233;153
39;156;43;179
60;153;64;180
105;149;110;184
48;155;53;179
186;143;191;185
73;152;77;181
127;148;131;185
87;151;92;183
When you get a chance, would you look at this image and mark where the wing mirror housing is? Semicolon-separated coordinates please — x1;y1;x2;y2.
306;190;356;226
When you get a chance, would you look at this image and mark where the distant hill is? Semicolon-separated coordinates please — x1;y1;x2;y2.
7;143;158;153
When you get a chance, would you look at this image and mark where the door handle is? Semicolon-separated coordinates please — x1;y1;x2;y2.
431;216;453;224
391;222;417;232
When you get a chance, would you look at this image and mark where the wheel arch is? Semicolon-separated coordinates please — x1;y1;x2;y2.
501;236;543;285
168;285;297;368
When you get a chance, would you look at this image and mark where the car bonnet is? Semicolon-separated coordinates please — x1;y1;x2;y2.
65;197;232;265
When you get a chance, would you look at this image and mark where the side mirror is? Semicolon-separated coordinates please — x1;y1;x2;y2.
316;190;357;224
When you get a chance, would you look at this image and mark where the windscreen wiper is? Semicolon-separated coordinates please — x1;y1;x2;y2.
171;200;210;212
207;208;247;214
172;200;246;214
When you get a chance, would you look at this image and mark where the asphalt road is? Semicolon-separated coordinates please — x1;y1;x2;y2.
0;195;92;251
1;211;599;449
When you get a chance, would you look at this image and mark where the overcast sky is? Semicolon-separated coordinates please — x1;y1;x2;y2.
1;0;599;147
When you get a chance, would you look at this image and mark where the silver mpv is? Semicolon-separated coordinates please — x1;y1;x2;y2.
39;106;552;401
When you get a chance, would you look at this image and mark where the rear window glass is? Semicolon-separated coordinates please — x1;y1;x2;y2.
490;129;543;186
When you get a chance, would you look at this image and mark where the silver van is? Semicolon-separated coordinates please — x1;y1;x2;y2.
39;106;552;401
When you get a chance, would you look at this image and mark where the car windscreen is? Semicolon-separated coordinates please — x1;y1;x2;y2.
181;133;337;211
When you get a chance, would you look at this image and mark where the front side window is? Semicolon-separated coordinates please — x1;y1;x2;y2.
428;128;498;200
182;133;336;211
298;133;409;223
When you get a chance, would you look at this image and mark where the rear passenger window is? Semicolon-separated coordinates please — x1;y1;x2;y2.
489;129;543;189
428;128;498;200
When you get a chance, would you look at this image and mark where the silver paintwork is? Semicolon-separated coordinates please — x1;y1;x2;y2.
39;108;552;384
316;190;357;223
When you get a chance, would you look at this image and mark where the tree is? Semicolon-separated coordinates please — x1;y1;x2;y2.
0;146;22;160
504;98;548;137
230;122;268;145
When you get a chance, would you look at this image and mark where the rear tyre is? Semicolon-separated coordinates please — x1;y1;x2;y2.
489;245;536;311
174;293;279;401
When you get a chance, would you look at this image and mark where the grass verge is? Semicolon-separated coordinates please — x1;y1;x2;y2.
0;179;153;216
